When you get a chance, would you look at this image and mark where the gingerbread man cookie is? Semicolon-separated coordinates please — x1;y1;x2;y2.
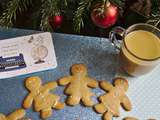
23;76;65;119
59;64;98;106
94;77;132;120
0;109;27;120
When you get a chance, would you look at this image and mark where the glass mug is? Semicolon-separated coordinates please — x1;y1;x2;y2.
109;23;160;76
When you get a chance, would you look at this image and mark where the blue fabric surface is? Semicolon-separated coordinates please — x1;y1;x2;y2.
0;28;118;120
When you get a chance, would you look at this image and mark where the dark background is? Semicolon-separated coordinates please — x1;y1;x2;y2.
0;0;149;37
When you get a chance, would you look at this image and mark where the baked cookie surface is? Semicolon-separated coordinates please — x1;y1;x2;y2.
23;76;65;119
0;109;26;120
94;78;132;120
59;64;98;106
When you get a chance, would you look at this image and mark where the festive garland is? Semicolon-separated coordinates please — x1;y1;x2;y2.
0;0;159;32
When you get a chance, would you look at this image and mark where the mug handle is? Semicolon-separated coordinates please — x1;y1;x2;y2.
109;26;126;51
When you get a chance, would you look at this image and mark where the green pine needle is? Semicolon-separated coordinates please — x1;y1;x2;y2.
0;0;32;27
40;0;61;31
147;15;160;28
73;0;94;33
147;0;160;28
64;0;68;6
0;0;159;31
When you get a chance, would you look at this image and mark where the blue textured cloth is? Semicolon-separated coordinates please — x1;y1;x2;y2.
0;28;118;120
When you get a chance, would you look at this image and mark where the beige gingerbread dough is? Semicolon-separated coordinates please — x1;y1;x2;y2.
0;109;26;120
123;117;156;120
58;64;98;106
123;117;138;120
23;76;65;119
94;77;132;120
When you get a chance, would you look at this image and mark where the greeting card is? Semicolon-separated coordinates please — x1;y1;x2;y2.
0;32;57;79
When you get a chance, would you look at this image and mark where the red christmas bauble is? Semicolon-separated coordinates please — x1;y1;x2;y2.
91;2;118;28
49;15;63;29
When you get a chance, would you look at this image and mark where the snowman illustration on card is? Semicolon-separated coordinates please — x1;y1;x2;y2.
28;35;48;64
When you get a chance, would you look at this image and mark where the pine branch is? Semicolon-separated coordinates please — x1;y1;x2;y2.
64;0;68;6
147;14;160;28
111;0;125;6
73;0;94;33
0;0;32;27
40;0;61;31
147;0;160;28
